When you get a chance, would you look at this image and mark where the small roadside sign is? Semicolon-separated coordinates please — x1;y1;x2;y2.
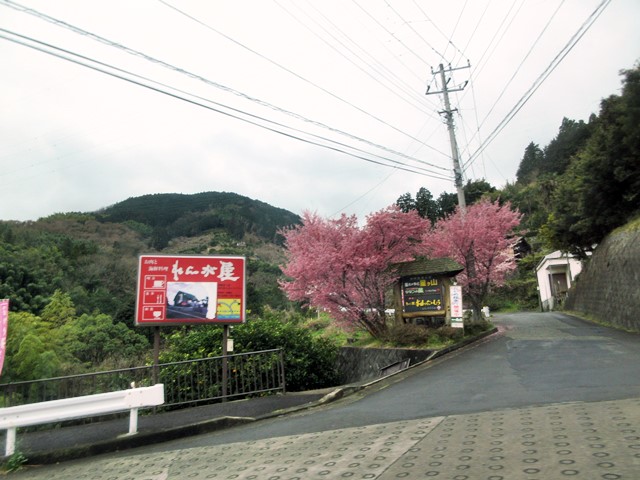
450;285;464;329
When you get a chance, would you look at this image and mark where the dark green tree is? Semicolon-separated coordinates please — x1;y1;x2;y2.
61;313;149;366
542;65;640;255
415;187;438;223
395;192;416;213
435;192;458;219
464;179;496;205
542;117;593;175
516;142;544;184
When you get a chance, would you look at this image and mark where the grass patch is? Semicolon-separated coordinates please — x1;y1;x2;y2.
301;313;495;349
1;451;27;473
563;310;639;334
611;214;640;234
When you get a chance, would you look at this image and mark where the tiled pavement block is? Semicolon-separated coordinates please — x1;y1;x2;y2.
14;397;640;479
21;418;443;479
379;397;640;480
167;418;442;479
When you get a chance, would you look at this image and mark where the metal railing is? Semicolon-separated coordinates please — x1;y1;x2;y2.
0;349;285;409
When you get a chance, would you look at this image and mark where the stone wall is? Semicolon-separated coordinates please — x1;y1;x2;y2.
336;346;433;384
565;224;640;332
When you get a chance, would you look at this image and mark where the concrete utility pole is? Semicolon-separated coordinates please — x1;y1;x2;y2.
426;63;470;211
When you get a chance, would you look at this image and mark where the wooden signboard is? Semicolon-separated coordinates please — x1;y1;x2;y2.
401;275;444;313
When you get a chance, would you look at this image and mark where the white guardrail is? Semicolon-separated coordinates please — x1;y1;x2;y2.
0;384;164;456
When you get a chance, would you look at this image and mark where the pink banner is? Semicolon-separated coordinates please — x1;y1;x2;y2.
0;299;8;376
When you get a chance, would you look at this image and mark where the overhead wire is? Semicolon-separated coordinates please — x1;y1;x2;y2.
410;0;467;65
348;0;436;90
459;0;566;158
156;0;451;161
467;0;524;86
0;28;453;181
462;0;613;172
0;0;450;173
349;0;429;71
444;0;469;63
274;0;438;119
459;1;490;64
383;0;447;65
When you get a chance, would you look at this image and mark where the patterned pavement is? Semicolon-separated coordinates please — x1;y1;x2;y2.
13;396;640;479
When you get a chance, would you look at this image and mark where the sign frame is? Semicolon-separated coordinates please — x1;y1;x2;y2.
400;274;445;313
135;254;246;326
449;284;464;329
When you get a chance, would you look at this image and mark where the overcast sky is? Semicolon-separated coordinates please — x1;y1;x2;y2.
1;0;638;222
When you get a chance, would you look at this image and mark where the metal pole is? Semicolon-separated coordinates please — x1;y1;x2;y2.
152;326;160;385
222;324;229;402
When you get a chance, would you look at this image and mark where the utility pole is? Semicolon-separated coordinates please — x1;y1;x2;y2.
426;63;470;211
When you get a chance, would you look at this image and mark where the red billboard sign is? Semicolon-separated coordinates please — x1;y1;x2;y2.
135;255;246;326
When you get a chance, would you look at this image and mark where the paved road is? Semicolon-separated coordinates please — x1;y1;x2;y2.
13;312;640;478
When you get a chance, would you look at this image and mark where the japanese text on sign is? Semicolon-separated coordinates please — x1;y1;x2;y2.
135;255;246;326
401;275;444;313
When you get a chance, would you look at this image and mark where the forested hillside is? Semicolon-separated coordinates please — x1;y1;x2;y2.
505;65;639;257
1;192;300;318
398;64;640;310
97;191;300;250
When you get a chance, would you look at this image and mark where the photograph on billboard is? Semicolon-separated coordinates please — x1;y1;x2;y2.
135;255;246;326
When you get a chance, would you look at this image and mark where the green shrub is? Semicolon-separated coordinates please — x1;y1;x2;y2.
161;309;340;392
464;319;493;336
433;326;464;342
383;323;431;347
234;311;340;391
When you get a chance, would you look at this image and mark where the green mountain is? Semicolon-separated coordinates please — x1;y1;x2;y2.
96;191;300;248
0;192;301;322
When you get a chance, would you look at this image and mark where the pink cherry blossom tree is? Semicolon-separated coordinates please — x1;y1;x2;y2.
423;199;521;321
280;207;430;338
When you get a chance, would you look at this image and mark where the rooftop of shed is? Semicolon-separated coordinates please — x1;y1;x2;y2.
393;257;464;277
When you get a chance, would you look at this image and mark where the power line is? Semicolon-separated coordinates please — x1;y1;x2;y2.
383;0;447;65
0;28;453;181
463;0;612;172
410;0;467;65
348;0;437;91
459;0;566;158
274;0;438;119
445;0;469;62
467;0;524;86
0;0;450;173
157;0;451;161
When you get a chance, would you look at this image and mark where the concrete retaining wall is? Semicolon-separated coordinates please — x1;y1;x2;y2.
336;346;433;384
565;224;640;332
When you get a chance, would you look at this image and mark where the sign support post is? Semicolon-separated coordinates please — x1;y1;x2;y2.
152;326;160;385
222;324;229;402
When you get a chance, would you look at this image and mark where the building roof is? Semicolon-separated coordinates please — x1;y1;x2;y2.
393;257;464;277
535;250;588;272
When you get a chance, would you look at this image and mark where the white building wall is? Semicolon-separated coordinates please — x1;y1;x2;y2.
536;251;585;311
